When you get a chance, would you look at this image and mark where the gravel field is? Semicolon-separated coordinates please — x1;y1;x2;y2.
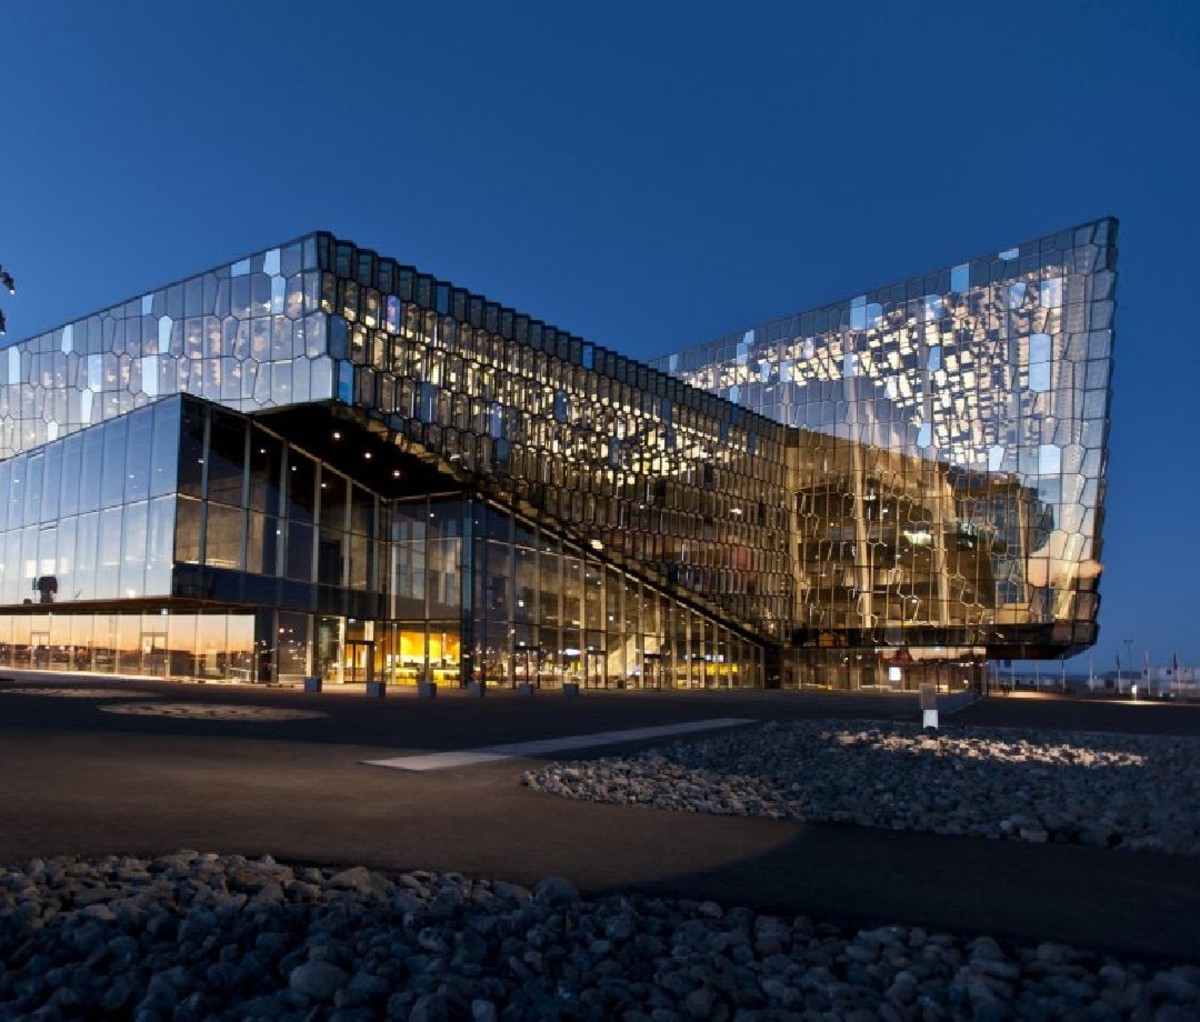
5;722;1200;1020
2;851;1199;1022
523;720;1200;856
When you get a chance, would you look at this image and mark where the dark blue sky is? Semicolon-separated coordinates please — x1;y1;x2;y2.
2;1;1197;672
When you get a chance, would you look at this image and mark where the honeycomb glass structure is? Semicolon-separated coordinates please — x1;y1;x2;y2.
652;218;1116;686
0;219;1115;689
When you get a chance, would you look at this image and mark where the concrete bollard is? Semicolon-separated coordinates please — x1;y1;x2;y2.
562;682;580;697
919;682;938;729
303;676;322;694
416;681;437;699
365;680;386;698
467;681;486;697
517;682;535;697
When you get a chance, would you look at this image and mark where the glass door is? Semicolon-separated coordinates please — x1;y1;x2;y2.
585;650;607;689
344;640;375;684
30;630;51;670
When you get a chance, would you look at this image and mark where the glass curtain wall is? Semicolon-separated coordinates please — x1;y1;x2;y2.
317;234;793;642
464;499;763;690
172;397;382;620
656;219;1116;661
0;399;179;607
0;611;254;680
0;237;332;462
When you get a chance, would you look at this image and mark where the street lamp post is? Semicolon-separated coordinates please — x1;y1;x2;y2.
1124;638;1134;697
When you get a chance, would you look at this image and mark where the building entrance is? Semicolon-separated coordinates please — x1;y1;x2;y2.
584;650;607;688
344;640;375;684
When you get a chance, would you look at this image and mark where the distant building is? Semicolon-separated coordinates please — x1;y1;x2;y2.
0;220;1116;689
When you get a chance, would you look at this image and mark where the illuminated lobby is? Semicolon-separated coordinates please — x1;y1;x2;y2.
0;220;1116;689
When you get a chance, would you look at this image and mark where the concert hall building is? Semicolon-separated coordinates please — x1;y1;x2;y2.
0;219;1116;690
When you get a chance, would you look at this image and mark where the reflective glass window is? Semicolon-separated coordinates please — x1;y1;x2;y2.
24;453;43;526
120;501;148;597
175;497;202;564
285;451;317;523
146;496;175;595
41;445;62;523
55;516;76;604
125;407;153;503
1;531;20;603
96;506;122;599
320;469;347;530
73;512;98;601
246;511;280;576
179;401;206;499
150;399;180;498
317;529;344;586
249;426;283;515
205;504;244;570
99;417;130;508
285;521;313;580
348;532;370;591
207;408;246;506
350;485;373;537
59;434;82;518
5;457;24;531
76;429;103;513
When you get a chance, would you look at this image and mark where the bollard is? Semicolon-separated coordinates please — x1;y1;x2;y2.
919;683;938;729
467;681;486;697
517;682;535;698
562;682;580;697
303;676;322;694
416;680;437;699
365;680;386;698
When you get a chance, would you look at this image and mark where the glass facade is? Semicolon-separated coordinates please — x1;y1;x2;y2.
0;238;329;458
0;219;1116;689
0;400;178;606
654;218;1116;675
318;232;792;641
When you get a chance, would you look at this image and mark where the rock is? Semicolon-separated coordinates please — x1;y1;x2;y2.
288;960;350;999
533;876;580;909
683;985;715;1019
408;990;471;1022
1151;970;1200;1002
328;866;375;894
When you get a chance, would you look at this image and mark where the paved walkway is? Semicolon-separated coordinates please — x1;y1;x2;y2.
1;675;1197;963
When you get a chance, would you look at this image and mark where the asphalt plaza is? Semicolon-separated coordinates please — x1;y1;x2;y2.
2;673;1198;963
